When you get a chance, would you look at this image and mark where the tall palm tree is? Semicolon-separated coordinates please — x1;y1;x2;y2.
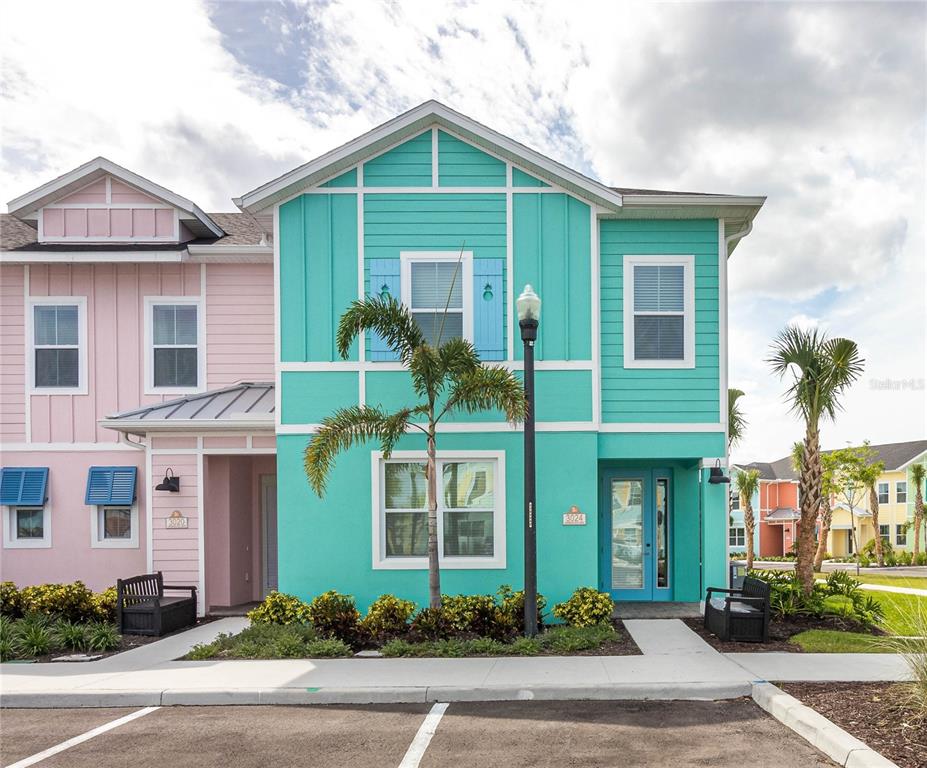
304;294;526;609
728;388;746;452
767;326;864;592
911;463;926;561
734;468;760;569
814;451;840;571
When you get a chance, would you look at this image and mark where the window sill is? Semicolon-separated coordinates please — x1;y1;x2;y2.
3;539;52;549
91;539;139;550
372;556;506;571
28;386;88;396
622;358;695;370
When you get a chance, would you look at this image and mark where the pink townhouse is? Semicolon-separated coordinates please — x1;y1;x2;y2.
1;158;277;614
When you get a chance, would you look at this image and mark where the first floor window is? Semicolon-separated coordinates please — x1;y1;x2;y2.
896;481;907;504
896;526;907;547
15;507;44;539
879;524;890;543
100;507;132;539
150;301;200;389
729;526;745;547
31;302;83;389
378;454;502;567
92;505;138;548
877;482;889;505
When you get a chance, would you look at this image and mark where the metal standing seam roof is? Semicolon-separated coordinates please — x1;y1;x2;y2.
764;507;800;522
104;382;274;424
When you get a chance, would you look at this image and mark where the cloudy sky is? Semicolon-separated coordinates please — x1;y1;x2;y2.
2;0;924;462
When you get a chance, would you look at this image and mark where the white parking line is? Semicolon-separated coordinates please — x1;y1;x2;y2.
7;706;161;768
398;702;449;768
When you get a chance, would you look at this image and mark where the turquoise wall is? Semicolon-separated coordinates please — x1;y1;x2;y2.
364;132;432;186
599;218;720;423
438;130;506;187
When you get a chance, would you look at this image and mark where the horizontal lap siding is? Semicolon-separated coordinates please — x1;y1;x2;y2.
0;265;25;441
206;263;274;386
437;130;506;187
599;219;720;423
150;453;200;587
363;132;432;187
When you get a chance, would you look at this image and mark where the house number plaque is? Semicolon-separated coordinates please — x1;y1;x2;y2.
562;506;586;526
165;510;189;529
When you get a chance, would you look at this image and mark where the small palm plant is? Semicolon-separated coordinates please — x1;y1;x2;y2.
912;463;926;561
767;325;864;592
733;469;760;569
305;270;526;609
727;388;746;451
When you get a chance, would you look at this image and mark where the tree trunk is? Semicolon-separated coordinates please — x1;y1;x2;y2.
851;512;860;575
813;497;832;571
796;426;822;593
870;485;883;566
744;501;755;571
914;487;924;560
426;432;441;609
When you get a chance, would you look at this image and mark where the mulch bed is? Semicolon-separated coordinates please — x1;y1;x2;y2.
682;615;884;653
780;682;926;768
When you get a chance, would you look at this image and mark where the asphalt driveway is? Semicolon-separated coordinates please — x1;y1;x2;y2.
1;700;836;768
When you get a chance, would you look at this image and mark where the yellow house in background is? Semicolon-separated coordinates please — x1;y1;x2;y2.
827;440;927;558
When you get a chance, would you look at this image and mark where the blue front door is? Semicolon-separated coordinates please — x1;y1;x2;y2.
601;469;673;601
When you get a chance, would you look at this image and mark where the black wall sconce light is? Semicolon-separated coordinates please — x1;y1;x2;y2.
155;468;180;492
708;459;730;485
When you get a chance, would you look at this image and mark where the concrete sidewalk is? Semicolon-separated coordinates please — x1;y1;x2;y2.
0;618;913;707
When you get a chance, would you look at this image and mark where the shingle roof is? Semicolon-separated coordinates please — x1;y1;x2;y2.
104;382;274;425
741;439;927;480
1;211;265;251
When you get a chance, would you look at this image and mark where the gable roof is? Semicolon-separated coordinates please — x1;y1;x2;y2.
236;100;765;223
6;157;224;238
738;439;927;480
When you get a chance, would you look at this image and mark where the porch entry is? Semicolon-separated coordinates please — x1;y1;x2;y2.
600;469;672;601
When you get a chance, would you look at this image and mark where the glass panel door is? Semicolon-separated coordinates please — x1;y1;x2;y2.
610;478;646;593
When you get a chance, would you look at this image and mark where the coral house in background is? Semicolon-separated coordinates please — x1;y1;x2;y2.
0;102;765;613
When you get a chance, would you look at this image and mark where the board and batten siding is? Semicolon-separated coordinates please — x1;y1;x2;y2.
599;218;721;423
0;265;25;442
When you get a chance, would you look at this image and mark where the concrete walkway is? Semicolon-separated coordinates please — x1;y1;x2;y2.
0;618;913;707
856;581;927;597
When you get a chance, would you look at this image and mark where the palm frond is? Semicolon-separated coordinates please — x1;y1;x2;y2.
727;388;746;448
911;463;926;486
438;337;481;380
336;296;424;363
408;343;443;402
733;468;760;502
442;365;527;423
304;405;414;496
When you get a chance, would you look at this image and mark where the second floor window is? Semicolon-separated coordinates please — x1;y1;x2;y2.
877;482;889;505
624;256;694;368
400;253;473;346
31;302;84;391
896;481;907;503
730;491;740;511
148;301;201;391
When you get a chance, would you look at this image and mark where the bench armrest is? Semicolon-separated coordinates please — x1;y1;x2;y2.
163;584;197;593
725;595;767;607
706;587;742;597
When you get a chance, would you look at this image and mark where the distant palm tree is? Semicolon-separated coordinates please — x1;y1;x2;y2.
304;279;526;609
767;326;864;593
911;463;926;561
728;388;746;452
734;468;760;569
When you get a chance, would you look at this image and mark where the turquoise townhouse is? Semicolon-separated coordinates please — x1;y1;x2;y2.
235;102;765;610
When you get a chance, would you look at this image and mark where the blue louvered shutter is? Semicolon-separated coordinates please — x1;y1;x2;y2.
473;259;505;360
368;259;401;361
0;467;49;505
85;467;137;505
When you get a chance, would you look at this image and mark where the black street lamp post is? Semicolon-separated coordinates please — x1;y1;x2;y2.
516;284;541;637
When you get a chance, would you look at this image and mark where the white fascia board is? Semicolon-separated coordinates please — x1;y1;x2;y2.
621;194;766;207
237;100;625;213
7;157;224;238
99;418;275;435
1;251;186;263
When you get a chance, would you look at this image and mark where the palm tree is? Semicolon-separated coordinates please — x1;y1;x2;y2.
728;388;746;452
814;452;841;571
304;293;526;609
911;463;925;561
734;468;760;569
767;326;864;592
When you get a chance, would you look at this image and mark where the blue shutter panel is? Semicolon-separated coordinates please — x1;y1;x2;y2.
0;467;48;505
473;259;505;360
85;467;137;505
368;259;401;362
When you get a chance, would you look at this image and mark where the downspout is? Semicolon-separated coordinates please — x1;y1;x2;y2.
119;431;146;450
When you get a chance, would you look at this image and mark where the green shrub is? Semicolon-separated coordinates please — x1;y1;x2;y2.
0;582;23;618
85;622;120;652
308;591;361;645
916;553;927;566
19;582;97;622
824;571;859;597
247;591;312;626
361;594;416;641
380;638;418;657
898;550;913;566
304;638;352;657
409;607;453;641
552;587;614;627
496;585;546;634
540;623;617;653
862;537;893;559
442;593;515;640
858;554;872;567
429;638;468;657
12;620;54;657
93;587;118;622
54;619;90;651
186;642;219;660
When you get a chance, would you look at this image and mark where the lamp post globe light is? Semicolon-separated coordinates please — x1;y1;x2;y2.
516;284;540;636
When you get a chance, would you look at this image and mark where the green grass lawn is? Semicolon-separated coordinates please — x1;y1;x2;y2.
789;629;888;653
872;591;927;636
851;574;927;591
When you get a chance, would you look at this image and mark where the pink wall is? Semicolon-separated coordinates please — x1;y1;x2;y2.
0;450;147;591
205;263;274;386
0;265;25;442
150;451;200;592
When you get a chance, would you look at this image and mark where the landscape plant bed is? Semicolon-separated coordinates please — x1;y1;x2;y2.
779;682;926;768
682;615;885;653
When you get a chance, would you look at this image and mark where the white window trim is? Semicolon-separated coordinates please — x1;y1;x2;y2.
26;296;88;395
896;525;907;546
895;481;907;503
877;482;889;505
399;251;474;344
3;504;52;549
90;503;139;549
143;295;206;395
371;449;506;570
729;525;745;547
622;254;695;369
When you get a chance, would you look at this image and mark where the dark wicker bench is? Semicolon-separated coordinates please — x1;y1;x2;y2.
704;576;770;643
116;572;197;637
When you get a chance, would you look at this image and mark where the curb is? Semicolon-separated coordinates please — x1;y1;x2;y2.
1;681;751;708
751;682;898;768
